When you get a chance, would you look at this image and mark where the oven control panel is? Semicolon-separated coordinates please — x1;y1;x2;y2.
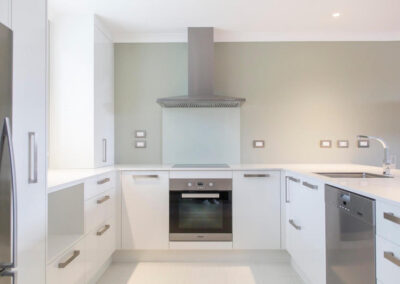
170;179;232;191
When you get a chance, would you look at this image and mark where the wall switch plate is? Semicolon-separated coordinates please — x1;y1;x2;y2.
320;140;332;148
253;140;265;148
337;140;349;148
358;140;370;148
135;141;146;148
135;130;146;138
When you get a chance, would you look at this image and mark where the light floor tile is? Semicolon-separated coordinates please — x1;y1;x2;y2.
97;261;304;284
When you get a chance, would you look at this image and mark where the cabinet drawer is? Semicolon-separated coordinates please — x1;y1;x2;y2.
85;172;115;200
377;201;400;246
47;240;85;284
377;235;400;284
85;218;116;283
85;188;115;233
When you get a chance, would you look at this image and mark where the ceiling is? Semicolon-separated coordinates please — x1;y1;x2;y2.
49;0;400;42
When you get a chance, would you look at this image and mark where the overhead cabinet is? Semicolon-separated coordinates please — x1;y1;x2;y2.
49;15;114;168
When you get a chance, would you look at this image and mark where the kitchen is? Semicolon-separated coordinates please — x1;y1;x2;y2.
1;0;400;283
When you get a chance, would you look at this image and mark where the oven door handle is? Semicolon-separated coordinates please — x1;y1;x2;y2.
181;193;220;199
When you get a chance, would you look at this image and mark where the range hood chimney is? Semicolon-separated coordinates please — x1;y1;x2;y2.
157;27;245;108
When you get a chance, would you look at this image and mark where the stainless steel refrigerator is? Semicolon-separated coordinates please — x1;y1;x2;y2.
0;22;17;284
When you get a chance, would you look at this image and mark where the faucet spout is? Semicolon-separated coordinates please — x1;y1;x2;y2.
357;135;391;176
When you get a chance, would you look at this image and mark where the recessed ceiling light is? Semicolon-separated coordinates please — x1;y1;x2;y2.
332;12;341;18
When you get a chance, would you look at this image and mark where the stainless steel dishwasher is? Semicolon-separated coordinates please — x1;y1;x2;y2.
325;185;376;284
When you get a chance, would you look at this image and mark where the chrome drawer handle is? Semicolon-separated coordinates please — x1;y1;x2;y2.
58;250;80;268
182;193;220;199
97;178;110;185
243;174;270;178
97;224;111;236
289;219;301;230
302;181;318;190
288;177;300;183
384;212;400;225
97;195;110;204
132;175;159;179
384;251;400;267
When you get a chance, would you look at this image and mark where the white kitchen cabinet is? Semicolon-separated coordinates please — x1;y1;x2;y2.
285;173;326;284
0;0;11;27
377;235;400;284
12;0;48;283
122;171;169;250
47;239;86;284
49;15;114;169
233;170;281;249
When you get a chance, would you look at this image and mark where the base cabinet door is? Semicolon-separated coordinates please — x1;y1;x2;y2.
233;171;281;249
122;171;169;249
285;174;326;284
47;240;86;284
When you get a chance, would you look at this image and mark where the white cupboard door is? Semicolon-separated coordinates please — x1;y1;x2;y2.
94;25;114;167
0;0;11;27
297;179;326;284
233;171;281;249
12;0;47;283
47;240;86;284
122;171;169;249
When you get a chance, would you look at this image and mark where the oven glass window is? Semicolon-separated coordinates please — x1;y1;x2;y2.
170;191;232;234
179;199;223;230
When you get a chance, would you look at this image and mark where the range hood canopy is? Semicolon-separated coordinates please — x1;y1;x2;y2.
157;27;245;108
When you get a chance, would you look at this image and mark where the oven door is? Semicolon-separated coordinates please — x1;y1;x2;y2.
169;191;232;241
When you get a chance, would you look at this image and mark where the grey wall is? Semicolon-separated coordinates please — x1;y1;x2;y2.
115;42;400;167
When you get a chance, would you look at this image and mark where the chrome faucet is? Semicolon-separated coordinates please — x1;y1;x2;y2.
357;135;392;176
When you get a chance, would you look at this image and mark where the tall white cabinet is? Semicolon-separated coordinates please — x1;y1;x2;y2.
49;15;114;169
12;0;48;283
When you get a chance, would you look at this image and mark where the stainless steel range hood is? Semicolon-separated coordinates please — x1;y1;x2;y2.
157;27;245;108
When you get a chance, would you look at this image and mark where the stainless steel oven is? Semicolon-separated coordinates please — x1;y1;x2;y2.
169;178;232;241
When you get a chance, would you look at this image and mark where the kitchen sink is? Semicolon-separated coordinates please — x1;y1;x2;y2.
315;172;393;178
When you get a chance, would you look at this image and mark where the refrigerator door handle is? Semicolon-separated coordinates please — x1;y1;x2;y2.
0;117;17;269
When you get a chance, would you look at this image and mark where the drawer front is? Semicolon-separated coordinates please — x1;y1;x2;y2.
47;240;85;284
377;201;400;245
85;218;116;283
85;188;115;233
85;172;116;200
377;235;400;284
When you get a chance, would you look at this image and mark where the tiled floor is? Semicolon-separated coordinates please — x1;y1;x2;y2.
97;260;303;284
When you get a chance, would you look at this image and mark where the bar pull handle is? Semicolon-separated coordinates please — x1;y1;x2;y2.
97;195;110;204
97;177;110;185
384;251;400;267
289;219;301;230
384;212;400;225
97;224;111;236
302;181;318;190
181;193;220;199
102;138;107;163
58;250;80;268
244;174;270;178
288;176;300;183
132;175;159;179
1;118;17;269
28;132;38;183
285;177;290;203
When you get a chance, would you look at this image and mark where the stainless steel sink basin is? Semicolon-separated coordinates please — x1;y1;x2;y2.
315;172;393;178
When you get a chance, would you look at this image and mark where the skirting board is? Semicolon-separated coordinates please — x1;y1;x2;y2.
291;258;312;284
169;242;233;250
87;256;113;284
112;249;290;263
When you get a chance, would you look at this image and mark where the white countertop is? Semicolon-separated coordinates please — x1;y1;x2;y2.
48;163;400;207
